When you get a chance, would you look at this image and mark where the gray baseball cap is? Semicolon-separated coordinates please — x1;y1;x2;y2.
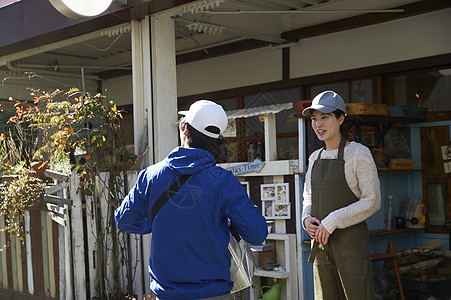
302;91;346;116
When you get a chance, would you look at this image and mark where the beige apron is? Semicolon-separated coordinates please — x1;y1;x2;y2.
308;138;374;300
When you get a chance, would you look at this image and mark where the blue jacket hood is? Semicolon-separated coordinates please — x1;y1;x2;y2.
164;147;216;175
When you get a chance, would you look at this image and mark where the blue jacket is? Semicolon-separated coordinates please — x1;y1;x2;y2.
115;147;268;299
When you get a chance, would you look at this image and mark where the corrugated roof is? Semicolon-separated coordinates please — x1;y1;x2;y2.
226;102;293;119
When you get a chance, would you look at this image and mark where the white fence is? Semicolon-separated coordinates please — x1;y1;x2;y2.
57;171;150;300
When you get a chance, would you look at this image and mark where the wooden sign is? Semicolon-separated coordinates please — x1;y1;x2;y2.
44;195;73;206
48;211;67;227
45;182;69;195
46;203;67;215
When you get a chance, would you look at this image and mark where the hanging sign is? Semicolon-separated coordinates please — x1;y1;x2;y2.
226;159;265;175
49;0;113;19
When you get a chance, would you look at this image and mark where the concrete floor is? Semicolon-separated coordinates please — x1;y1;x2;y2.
0;289;54;300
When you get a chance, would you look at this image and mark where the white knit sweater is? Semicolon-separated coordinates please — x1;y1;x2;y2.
302;142;381;234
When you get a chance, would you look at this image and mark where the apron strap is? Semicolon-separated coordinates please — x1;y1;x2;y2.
337;138;346;164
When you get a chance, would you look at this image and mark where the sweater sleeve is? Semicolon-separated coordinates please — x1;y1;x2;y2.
321;145;381;234
301;151;319;229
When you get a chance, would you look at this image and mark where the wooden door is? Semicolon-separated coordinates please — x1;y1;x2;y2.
420;125;451;232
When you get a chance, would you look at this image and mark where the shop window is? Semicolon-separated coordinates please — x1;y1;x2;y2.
277;137;298;160
383;68;451;121
311;79;377;103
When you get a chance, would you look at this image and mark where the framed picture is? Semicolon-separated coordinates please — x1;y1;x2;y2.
240;181;250;197
260;183;290;219
276;184;289;203
261;183;289;203
274;204;290;219
263;200;273;218
261;184;276;200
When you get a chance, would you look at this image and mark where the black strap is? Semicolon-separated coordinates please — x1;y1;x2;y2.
150;175;192;225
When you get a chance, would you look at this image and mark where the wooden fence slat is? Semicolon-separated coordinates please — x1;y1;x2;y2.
70;173;87;300
86;193;99;300
58;183;74;300
143;234;151;296
11;233;18;291
0;215;7;289
25;210;34;294
46;213;56;298
40;211;50;297
117;173;127;292
30;210;45;296
6;232;13;290
99;172;114;294
52;221;60;298
21;235;28;294
126;171;145;299
15;234;23;292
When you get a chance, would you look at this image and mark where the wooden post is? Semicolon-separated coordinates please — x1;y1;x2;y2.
70;173;86;300
264;113;277;161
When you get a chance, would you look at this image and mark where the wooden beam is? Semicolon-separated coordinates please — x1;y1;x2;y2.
45;182;69;195
44;195;73;207
44;170;69;181
282;0;451;41
176;39;267;65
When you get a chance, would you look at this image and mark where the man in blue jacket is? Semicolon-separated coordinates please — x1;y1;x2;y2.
115;100;268;300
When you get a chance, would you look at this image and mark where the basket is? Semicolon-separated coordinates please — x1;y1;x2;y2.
346;103;387;116
389;158;415;170
387;106;428;119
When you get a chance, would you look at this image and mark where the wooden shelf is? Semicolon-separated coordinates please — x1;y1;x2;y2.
254;268;291;279
369;228;423;237
378;169;422;173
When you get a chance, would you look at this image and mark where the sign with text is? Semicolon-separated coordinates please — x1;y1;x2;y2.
226;159;265;175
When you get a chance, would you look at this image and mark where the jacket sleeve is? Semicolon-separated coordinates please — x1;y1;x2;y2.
114;169;152;234
223;172;268;245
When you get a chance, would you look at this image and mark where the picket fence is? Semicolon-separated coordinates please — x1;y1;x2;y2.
0;170;151;300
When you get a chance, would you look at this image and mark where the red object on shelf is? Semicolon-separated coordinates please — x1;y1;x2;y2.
297;100;312;113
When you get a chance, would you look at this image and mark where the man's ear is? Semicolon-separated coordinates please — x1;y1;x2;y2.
181;125;188;136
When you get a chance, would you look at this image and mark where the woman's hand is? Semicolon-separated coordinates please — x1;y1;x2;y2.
315;223;330;245
304;217;321;240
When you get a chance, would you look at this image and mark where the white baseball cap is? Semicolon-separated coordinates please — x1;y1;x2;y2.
302;91;347;116
178;100;228;139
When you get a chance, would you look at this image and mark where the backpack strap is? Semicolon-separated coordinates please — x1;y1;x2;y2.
150;174;192;225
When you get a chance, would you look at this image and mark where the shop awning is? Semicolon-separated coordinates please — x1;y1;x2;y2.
226;102;293;119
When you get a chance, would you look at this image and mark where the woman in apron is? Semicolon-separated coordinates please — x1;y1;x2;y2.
301;91;381;300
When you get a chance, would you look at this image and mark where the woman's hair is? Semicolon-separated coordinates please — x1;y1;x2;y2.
179;117;225;161
331;109;350;140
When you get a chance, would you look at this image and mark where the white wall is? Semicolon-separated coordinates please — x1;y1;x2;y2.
96;8;451;102
290;8;451;79
177;47;283;97
176;8;451;97
102;75;133;106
